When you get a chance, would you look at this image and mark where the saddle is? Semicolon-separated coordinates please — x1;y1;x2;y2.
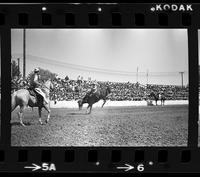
27;86;36;96
89;91;100;100
27;87;42;105
28;89;37;97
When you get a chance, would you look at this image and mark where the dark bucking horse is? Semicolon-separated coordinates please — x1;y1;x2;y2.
78;86;111;114
11;79;54;126
149;92;166;106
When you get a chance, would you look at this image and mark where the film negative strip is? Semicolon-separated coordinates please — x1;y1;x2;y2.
0;2;200;173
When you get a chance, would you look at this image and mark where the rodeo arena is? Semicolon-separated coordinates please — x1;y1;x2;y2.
10;29;190;147
11;63;189;147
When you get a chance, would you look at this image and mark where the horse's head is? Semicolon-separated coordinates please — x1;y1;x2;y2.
106;86;111;94
150;92;155;97
149;92;153;97
44;79;54;91
77;99;83;110
150;92;160;100
50;81;54;91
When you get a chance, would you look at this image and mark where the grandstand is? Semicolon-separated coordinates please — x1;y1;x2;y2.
11;76;189;101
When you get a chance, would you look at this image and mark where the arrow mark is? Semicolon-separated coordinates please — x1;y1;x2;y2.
24;163;41;171
117;164;134;172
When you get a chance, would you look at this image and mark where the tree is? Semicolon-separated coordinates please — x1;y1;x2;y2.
27;67;57;83
11;60;21;79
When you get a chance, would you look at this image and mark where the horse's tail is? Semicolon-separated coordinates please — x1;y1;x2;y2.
11;92;18;112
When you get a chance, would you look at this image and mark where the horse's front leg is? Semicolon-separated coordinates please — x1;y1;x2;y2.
38;107;43;125
18;105;26;127
88;105;92;114
102;99;106;108
43;104;51;124
86;104;90;114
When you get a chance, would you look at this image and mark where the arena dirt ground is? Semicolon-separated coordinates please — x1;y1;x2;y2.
11;105;189;146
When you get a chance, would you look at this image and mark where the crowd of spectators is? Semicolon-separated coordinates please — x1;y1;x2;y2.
11;76;189;101
146;84;188;100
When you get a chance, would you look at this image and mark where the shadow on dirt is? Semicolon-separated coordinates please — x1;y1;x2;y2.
68;112;88;115
11;122;32;126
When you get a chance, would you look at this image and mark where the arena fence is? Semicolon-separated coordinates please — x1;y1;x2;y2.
49;100;189;108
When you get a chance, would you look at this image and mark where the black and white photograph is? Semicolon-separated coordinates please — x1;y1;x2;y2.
11;29;189;146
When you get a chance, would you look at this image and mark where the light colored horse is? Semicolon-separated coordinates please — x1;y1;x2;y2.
11;79;53;126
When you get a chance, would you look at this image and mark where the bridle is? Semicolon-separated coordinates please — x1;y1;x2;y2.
41;80;53;91
41;81;57;103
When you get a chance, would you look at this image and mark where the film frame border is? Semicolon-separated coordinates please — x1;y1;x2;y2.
0;3;199;173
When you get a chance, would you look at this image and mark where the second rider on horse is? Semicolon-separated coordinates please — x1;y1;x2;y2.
30;68;48;104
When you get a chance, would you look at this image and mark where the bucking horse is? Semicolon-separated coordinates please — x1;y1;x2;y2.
78;86;111;114
11;79;54;126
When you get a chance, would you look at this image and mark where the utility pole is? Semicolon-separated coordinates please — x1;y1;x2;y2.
146;69;149;86
179;72;184;88
23;29;26;80
17;58;20;78
136;67;138;83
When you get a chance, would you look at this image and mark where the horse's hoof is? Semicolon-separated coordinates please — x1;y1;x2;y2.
21;123;26;127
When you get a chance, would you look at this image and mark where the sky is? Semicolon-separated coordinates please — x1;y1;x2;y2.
11;29;189;85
